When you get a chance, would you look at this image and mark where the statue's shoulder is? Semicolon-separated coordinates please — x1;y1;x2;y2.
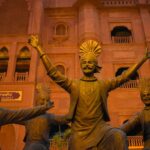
97;79;105;85
70;79;80;90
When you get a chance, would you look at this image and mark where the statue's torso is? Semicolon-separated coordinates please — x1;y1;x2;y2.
71;80;111;148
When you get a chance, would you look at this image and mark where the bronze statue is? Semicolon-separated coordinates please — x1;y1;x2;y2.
17;83;66;150
0;99;53;126
120;78;150;149
29;35;150;150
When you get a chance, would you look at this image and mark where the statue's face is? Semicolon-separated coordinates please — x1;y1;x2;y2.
80;55;96;76
141;89;150;106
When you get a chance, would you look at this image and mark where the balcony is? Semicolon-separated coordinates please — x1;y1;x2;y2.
112;36;133;44
49;136;143;150
50;139;68;150
100;0;137;7
15;72;28;82
0;72;6;81
119;80;139;88
128;136;144;150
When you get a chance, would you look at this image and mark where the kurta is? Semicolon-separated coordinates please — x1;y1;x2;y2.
71;80;112;149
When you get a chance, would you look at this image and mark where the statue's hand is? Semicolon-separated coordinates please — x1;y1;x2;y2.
28;35;39;49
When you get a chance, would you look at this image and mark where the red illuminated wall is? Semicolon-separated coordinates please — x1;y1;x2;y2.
0;0;150;149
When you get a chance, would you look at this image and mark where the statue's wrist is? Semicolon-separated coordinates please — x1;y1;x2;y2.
36;45;46;57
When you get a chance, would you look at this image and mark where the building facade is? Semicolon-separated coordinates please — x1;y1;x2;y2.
0;0;150;149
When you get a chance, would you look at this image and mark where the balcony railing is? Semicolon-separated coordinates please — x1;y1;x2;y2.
128;136;144;149
49;136;143;150
15;72;28;82
0;72;6;81
112;36;133;43
50;139;68;150
100;0;137;7
119;80;139;88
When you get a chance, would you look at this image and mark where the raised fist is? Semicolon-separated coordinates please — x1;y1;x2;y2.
28;35;39;48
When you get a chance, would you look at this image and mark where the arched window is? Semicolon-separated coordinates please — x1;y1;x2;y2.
0;47;9;81
115;67;139;88
56;24;67;36
115;67;139;80
56;65;65;75
15;46;31;81
53;23;69;42
111;26;133;43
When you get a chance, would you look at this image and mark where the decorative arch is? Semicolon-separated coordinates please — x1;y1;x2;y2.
53;22;69;42
55;63;66;75
115;67;139;80
55;24;67;35
15;46;31;81
115;67;139;88
111;26;133;43
0;47;9;81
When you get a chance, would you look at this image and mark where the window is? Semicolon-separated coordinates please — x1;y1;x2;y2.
0;47;9;81
53;23;69;42
15;46;31;81
56;24;67;36
56;65;65;75
111;26;133;43
115;67;139;88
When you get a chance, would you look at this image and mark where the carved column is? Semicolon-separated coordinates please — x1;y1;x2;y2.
139;6;150;77
78;1;100;43
28;0;44;34
4;42;18;82
139;7;150;45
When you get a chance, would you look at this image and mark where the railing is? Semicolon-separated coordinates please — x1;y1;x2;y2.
49;136;143;150
112;36;133;44
15;72;28;81
128;136;144;149
119;80;139;88
0;72;6;81
100;0;137;7
50;139;68;150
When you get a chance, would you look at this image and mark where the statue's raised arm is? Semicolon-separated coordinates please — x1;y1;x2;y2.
105;47;150;92
28;35;72;93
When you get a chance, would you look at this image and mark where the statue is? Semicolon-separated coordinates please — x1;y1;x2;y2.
120;78;150;149
17;83;66;150
0;98;53;126
28;35;150;150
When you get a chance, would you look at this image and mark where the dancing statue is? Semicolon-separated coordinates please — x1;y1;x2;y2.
29;35;150;150
121;78;150;149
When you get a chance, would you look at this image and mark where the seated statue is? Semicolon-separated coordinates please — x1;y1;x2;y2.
120;78;150;149
29;35;150;150
0;97;53;126
17;83;67;150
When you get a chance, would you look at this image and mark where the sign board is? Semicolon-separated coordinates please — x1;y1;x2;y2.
0;91;22;102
